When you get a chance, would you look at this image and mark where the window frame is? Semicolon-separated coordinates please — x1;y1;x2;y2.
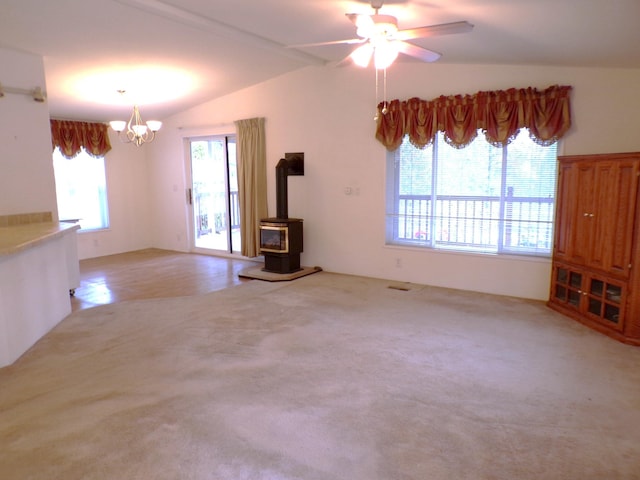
53;147;110;232
385;129;559;257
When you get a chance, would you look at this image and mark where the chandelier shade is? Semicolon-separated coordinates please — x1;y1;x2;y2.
109;104;162;147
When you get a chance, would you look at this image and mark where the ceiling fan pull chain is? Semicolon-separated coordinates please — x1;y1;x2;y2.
382;67;388;115
374;67;380;121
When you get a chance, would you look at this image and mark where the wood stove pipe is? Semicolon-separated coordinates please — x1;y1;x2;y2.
276;158;288;219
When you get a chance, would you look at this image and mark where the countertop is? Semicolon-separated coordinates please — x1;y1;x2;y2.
0;222;80;257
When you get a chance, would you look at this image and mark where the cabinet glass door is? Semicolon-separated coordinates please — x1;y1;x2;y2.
568;271;583;306
554;267;568;301
586;277;623;330
553;266;583;308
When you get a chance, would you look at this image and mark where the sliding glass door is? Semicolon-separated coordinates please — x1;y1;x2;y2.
188;135;240;253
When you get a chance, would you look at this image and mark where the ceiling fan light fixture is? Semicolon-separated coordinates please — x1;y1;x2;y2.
356;14;398;40
351;43;374;67
372;14;398;37
374;39;399;69
355;15;375;38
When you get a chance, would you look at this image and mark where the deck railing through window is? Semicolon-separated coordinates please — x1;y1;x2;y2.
229;191;240;229
394;192;554;253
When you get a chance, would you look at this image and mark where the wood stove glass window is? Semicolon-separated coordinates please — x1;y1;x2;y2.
261;226;289;253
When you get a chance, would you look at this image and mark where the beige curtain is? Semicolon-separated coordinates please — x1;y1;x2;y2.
235;117;268;257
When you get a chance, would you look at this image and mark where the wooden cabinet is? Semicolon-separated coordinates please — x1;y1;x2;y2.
551;263;625;332
548;152;640;345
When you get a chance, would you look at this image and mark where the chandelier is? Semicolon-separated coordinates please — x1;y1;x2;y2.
109;91;162;146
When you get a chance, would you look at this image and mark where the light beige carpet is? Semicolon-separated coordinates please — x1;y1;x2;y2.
1;272;639;479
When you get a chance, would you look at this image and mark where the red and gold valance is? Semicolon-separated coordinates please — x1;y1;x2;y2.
375;84;572;151
51;119;112;159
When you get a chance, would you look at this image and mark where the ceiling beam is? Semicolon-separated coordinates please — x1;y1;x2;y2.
113;0;327;67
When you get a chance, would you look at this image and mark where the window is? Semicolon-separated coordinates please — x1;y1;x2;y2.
386;129;558;256
53;147;109;230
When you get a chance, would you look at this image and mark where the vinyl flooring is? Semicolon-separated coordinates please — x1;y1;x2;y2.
71;249;257;312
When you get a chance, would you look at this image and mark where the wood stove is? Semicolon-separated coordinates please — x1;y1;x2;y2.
260;154;304;274
260;218;303;273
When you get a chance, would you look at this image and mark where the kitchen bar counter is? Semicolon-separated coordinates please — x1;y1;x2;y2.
0;222;80;367
0;221;80;256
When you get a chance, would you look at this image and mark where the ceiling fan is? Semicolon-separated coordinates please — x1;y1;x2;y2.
290;0;473;69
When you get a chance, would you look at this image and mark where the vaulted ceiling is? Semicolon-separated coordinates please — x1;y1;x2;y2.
1;0;639;122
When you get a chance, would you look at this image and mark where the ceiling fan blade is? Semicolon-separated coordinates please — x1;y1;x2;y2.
332;53;358;68
396;41;441;63
346;13;359;24
287;38;366;48
395;21;473;41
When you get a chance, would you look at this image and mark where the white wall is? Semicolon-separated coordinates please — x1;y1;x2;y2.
147;63;640;300
3;46;639;300
75;132;152;260
0;47;151;260
0;48;58;219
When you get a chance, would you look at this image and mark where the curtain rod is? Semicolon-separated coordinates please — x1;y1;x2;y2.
0;83;47;103
176;122;235;132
